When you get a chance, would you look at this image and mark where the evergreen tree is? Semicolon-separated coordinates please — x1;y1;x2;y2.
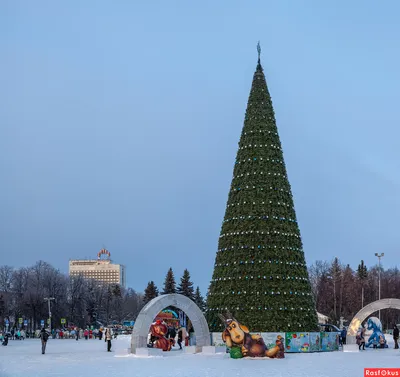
143;281;159;304
162;267;176;294
177;269;195;300
357;260;368;308
194;286;206;312
206;44;318;332
329;257;342;322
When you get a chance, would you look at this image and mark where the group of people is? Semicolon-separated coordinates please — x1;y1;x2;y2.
0;328;27;345
166;324;188;350
38;326;115;354
148;322;191;351
48;328;110;340
1;326;116;354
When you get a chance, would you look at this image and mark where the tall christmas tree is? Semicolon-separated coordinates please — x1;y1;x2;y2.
206;43;318;333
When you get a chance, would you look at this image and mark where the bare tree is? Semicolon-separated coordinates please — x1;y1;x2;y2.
0;265;14;292
309;260;329;307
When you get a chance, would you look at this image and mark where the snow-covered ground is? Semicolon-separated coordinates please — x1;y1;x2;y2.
0;336;399;377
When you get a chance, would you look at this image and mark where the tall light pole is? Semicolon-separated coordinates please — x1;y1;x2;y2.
44;297;55;332
374;253;384;321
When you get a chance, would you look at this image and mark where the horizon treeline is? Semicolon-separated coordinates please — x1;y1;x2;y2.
0;262;206;329
309;258;400;329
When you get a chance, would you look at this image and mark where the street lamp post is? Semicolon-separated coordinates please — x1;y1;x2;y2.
374;253;384;321
44;297;55;332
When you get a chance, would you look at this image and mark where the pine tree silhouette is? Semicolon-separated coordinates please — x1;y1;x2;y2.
206;45;318;332
162;267;177;294
357;260;368;308
194;286;206;312
177;269;195;300
143;281;159;304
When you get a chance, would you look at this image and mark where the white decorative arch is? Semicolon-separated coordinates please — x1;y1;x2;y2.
131;293;211;354
347;298;400;336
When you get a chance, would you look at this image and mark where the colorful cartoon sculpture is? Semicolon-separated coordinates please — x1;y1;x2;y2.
149;320;174;351
219;313;284;358
365;317;388;348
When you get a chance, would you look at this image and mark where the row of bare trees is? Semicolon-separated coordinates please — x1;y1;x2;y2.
2;258;399;331
0;261;144;330
309;258;400;330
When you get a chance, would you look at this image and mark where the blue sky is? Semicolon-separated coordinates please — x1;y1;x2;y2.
1;0;399;294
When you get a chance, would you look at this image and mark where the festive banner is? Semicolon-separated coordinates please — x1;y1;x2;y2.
261;332;286;350
309;332;321;352
321;332;339;351
212;331;339;353
285;332;310;353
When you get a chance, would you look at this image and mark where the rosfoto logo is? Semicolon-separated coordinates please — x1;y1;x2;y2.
364;369;400;377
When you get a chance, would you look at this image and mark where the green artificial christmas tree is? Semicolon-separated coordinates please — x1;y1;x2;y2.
162;267;177;294
177;269;195;300
206;43;318;333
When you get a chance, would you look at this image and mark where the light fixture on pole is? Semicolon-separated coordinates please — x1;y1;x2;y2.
44;297;55;332
374;253;384;321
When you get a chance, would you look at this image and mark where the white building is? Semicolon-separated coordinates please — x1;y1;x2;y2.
69;249;126;288
317;312;329;324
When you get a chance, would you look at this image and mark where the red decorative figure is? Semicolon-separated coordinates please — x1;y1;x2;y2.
149;320;173;352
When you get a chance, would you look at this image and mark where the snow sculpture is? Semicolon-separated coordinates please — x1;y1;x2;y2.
365;317;388;348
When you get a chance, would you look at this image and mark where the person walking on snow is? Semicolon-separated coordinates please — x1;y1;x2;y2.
357;327;366;350
393;324;399;349
177;326;186;350
340;328;347;345
104;327;113;352
40;328;49;354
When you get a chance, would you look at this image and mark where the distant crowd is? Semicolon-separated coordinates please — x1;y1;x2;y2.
0;327;119;341
0;326;117;354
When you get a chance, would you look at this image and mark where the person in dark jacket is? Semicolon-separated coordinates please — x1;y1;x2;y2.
2;334;8;346
177;327;183;350
40;328;49;354
168;326;176;340
341;328;347;345
358;328;366;350
393;325;399;349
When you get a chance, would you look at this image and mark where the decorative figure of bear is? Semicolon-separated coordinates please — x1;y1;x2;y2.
149;320;174;351
365;317;388;348
218;313;284;358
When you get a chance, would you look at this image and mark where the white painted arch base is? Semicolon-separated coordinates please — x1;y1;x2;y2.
134;346;225;357
185;346;203;354
135;348;164;357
